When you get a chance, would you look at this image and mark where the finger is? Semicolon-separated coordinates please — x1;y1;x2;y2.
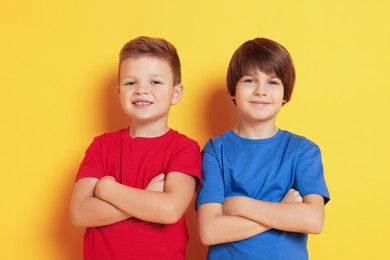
296;196;303;202
153;173;166;181
104;176;116;181
287;189;297;196
290;189;301;197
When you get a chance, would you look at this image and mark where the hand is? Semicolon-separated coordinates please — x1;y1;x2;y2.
95;175;116;199
281;189;303;203
223;196;245;216
102;175;116;182
146;173;165;192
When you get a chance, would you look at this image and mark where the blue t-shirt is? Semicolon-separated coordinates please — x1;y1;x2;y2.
196;130;330;260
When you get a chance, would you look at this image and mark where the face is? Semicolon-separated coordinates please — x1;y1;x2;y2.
233;70;285;125
118;56;182;125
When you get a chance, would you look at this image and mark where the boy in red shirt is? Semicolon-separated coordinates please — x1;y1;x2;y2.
70;36;201;260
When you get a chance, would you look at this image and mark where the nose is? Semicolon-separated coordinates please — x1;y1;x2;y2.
134;83;149;95
254;82;268;96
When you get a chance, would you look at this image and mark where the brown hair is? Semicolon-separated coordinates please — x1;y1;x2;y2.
119;36;181;85
226;38;296;103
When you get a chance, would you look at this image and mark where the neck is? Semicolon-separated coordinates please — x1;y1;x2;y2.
234;120;278;139
129;121;169;138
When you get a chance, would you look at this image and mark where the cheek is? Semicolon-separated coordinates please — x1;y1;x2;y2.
120;88;132;97
119;92;131;105
272;88;284;101
157;90;173;101
276;93;284;102
233;89;247;100
118;92;125;101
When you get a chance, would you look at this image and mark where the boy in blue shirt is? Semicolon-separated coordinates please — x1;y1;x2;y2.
196;38;330;259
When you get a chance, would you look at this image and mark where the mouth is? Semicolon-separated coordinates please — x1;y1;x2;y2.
132;101;153;106
250;100;270;105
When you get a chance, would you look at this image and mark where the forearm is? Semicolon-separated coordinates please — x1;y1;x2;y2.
95;172;195;224
96;183;172;223
228;195;324;234
70;178;130;227
197;203;270;245
201;216;269;245
71;196;130;227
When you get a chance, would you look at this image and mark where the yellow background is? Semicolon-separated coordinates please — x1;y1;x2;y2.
1;0;389;259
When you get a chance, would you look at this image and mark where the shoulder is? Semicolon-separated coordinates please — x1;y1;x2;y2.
280;131;323;163
203;131;232;154
91;128;128;146
94;128;127;138
169;129;200;150
282;130;319;149
209;132;229;144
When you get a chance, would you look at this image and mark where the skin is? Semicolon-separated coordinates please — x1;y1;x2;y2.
70;56;197;227
70;174;166;227
118;56;183;137
198;189;304;245
233;70;285;138
197;70;325;245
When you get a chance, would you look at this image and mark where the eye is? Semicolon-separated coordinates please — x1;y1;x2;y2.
123;80;136;86
151;80;162;85
242;77;256;84
268;79;281;86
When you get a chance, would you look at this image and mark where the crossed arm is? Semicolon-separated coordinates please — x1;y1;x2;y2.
197;190;325;245
70;172;196;227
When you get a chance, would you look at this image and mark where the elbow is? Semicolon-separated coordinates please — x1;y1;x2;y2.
305;215;324;234
70;206;87;227
161;215;182;225
199;233;216;246
70;211;81;227
198;224;219;246
308;220;324;234
302;195;326;234
159;202;185;224
70;210;83;227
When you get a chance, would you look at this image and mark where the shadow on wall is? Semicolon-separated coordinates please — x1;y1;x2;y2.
186;82;238;260
203;83;237;139
53;167;84;260
103;73;130;132
52;73;126;260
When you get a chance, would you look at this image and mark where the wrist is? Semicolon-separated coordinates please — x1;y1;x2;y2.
95;177;114;200
235;196;246;216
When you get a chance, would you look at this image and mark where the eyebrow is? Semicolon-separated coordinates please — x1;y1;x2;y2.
121;74;165;79
243;71;279;78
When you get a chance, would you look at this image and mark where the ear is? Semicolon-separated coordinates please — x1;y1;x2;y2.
117;86;121;95
171;84;183;105
231;96;237;106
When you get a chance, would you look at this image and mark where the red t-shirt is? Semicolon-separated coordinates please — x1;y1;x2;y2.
76;128;201;260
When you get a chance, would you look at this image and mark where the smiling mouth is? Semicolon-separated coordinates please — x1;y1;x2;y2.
132;101;153;105
250;101;270;105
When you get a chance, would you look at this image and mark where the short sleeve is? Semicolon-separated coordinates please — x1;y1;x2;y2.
294;140;330;204
195;140;225;208
167;138;202;189
76;136;105;181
